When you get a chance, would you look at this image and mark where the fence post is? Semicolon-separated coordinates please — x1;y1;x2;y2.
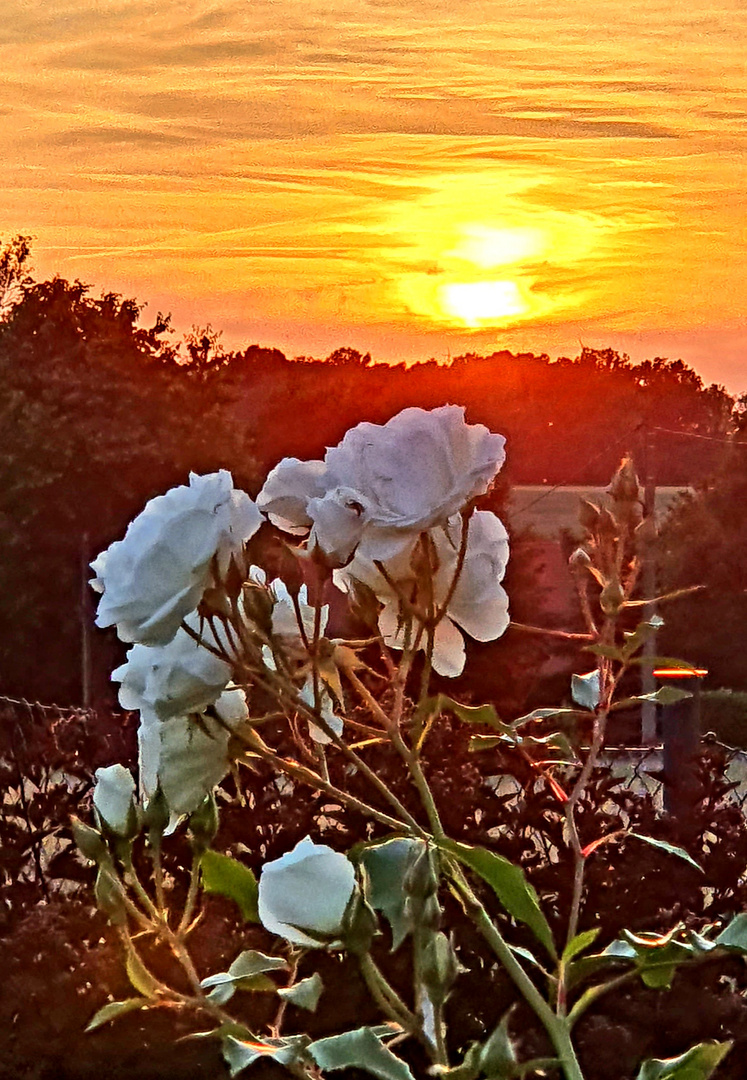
657;669;706;837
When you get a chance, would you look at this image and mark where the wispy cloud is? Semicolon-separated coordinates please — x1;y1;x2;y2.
1;0;746;388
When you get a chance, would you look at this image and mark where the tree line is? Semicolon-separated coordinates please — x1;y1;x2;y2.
0;237;741;704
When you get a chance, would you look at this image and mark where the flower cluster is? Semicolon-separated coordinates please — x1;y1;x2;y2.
90;406;510;820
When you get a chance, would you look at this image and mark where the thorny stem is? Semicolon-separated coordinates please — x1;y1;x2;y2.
238;727;416;834
271;952;300;1037
359;953;419;1034
178;853;202;935
510;622;594;642
152;846;166;917
448;864;584;1080
348;642;445;841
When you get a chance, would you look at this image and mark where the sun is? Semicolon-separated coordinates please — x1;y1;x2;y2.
439;280;529;327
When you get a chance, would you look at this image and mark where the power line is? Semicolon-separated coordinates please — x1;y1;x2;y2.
510;422;642;520
652;425;747;446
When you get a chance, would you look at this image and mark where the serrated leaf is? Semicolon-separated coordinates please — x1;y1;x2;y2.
468;735;505;752
360;837;424;950
628;656;699;672
229;950;288;979
562;927;601;964
124;939;160;999
571;670;601;710
200;850;259;922
277;972;324;1011
435;696;514;733
629;833;702;872
635;1041;732;1080
222;1034;310;1077
514;707;588;725
201;950;288;1003
716;913;747;951
442;840;556;960
612;686;693;711
85;997;146;1032
309;1027;415;1080
636;687;692;706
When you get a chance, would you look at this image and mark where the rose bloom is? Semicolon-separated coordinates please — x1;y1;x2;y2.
257;406;505;565
91;471;262;646
113;613;235;723
93;763;137;836
138;689;248;817
258;837;357;948
335;510;509;678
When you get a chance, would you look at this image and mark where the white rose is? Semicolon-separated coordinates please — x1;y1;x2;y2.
113;613;235;722
91;471;262;646
261;585;343;744
298;676;344;745
138;688;249;816
258;837;356;948
93;763;137;836
257;406;505;564
336;510;509;678
270;580;327;641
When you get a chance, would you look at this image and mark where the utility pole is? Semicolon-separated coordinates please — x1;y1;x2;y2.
80;532;91;709
640;423;658;745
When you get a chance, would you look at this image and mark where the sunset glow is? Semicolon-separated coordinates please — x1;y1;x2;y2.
1;0;746;388
440;281;529;328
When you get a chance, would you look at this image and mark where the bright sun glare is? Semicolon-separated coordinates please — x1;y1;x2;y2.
439;280;528;327
398;222;544;328
448;225;545;268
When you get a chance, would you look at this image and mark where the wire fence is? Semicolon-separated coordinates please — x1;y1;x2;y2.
3;695;747;913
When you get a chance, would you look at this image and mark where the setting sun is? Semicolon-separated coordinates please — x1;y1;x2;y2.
439;280;528;327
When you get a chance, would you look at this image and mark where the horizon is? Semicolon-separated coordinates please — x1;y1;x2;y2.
3;0;746;394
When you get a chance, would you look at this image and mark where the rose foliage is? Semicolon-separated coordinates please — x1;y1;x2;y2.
80;407;737;1080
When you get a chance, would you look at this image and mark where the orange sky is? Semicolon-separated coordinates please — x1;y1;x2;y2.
3;0;746;391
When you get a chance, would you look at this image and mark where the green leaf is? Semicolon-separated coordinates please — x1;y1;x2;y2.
94;867;127;926
309;1027;415;1080
436;695;515;733
277;972;324;1012
360;837;424;949
200;850;259;922
565;951;630;991
85;997;146;1032
468;735;505;752
716;913;747;951
571;670;601;710
562;927;601;964
635;1041;732;1080
442;840;557;960
628;833;703;872
222;1034;310;1077
508;944;547;973
479;1009;517;1077
201;950;288;1004
513;707;588;726
619;929;695;990
123;938;160;999
620;620;663;660
614;686;692;710
628;656;702;672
